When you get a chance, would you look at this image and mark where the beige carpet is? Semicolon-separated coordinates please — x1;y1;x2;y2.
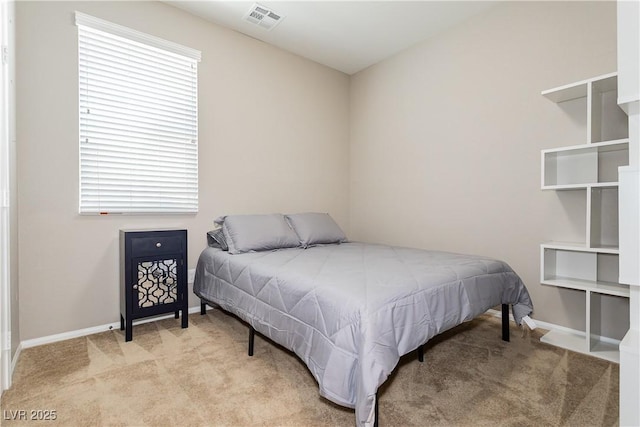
1;311;618;426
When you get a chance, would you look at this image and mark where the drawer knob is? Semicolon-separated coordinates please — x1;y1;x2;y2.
156;242;162;248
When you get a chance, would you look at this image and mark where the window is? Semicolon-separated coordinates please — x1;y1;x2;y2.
76;12;200;214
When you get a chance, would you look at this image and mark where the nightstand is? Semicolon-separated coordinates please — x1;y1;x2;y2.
120;229;188;341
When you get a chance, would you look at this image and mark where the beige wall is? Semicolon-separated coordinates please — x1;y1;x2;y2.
16;1;350;340
350;1;628;337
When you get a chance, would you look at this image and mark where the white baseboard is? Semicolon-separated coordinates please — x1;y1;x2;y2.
20;306;203;349
10;342;21;376
486;309;622;347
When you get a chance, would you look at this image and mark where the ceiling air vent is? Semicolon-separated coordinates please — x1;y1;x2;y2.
243;3;284;31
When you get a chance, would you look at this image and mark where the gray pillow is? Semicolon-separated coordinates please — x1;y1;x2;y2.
206;228;228;250
285;212;347;248
221;214;300;254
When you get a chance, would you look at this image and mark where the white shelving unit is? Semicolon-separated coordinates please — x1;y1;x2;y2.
540;72;630;363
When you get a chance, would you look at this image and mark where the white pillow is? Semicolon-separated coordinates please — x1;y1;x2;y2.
285;212;347;248
220;214;300;254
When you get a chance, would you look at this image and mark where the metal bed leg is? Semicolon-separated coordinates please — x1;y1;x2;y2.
502;303;510;342
417;344;424;363
248;327;255;356
200;300;206;315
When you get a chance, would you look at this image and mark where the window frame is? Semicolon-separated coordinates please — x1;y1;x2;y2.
76;12;201;215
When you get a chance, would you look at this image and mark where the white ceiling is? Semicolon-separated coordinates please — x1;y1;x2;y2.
166;1;497;75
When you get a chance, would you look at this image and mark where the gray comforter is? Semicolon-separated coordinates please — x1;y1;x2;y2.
193;242;533;426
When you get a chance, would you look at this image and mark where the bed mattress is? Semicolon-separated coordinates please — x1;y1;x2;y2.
193;242;533;426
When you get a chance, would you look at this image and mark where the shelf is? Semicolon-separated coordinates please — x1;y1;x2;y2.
541;139;629;188
542;72;617;103
541;276;630;297
541;139;629;153
541;242;619;254
542;182;619;191
543;73;628;144
540;329;620;363
541;245;621;294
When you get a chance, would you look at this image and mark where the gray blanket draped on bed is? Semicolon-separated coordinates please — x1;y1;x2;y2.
193;242;533;426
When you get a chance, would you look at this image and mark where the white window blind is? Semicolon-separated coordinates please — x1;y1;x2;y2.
76;12;200;214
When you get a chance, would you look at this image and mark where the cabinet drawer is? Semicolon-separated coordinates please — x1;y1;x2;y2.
131;234;183;256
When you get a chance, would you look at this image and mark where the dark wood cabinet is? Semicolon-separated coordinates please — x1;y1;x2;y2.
120;229;188;341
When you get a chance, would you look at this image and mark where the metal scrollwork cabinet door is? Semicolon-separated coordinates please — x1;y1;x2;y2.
120;229;188;341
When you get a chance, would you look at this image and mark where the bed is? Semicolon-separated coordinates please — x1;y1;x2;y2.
193;213;533;427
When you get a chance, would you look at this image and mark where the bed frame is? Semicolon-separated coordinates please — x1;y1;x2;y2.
200;299;512;425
